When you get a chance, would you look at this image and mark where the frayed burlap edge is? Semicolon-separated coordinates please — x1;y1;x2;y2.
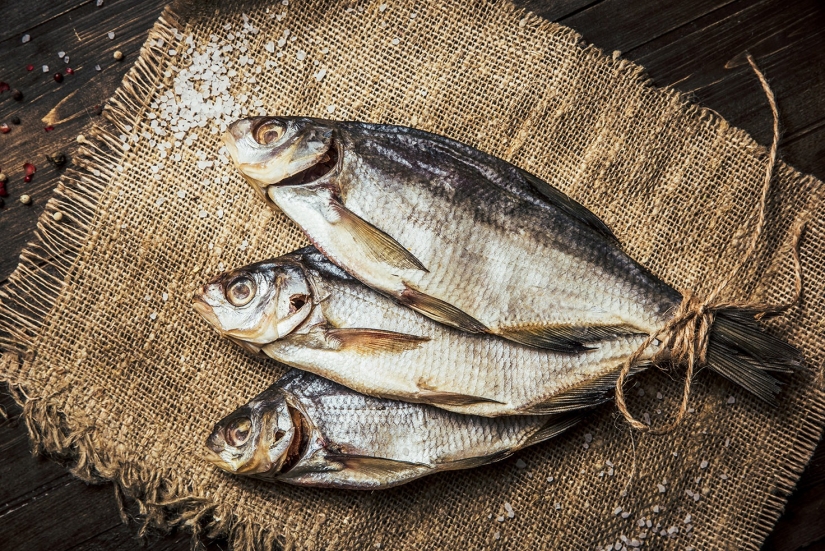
0;2;823;550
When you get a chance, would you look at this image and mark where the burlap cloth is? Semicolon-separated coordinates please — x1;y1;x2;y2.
2;1;824;549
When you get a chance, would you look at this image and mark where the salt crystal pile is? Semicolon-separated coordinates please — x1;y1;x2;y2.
135;18;270;168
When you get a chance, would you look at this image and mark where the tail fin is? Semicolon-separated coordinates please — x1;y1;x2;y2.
706;309;800;404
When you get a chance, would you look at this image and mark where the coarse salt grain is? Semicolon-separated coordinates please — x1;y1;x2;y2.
162;293;169;302
657;484;666;493
652;505;660;513
326;104;336;113
42;65;50;72
554;502;561;510
503;502;514;518
391;38;400;45
493;532;500;540
177;190;187;198
108;31;115;39
515;459;526;469
296;50;306;61
199;210;208;218
314;68;327;81
727;396;736;404
684;514;692;524
379;3;387;11
58;51;66;58
621;512;631;519
22;34;31;43
613;507;623;516
700;460;708;469
150;312;157;320
496;515;504;522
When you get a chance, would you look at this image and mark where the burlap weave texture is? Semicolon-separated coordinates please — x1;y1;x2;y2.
1;1;824;549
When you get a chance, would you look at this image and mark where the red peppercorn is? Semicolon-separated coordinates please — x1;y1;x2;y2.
0;183;7;197
53;72;63;83
66;67;74;75
0;124;9;134
44;125;54;132
24;162;36;176
24;175;32;183
26;64;34;71
0;82;9;93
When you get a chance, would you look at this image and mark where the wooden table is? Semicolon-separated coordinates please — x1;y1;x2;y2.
1;1;824;549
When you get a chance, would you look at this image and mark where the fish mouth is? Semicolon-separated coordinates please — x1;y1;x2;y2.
192;295;223;332
268;138;340;189
278;403;311;474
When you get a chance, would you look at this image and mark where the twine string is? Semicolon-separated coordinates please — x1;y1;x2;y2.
615;53;806;434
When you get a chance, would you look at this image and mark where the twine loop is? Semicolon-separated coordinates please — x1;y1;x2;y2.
614;53;807;434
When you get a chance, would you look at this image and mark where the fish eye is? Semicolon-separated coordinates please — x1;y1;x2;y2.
226;276;256;307
289;294;309;314
254;121;286;145
225;417;252;447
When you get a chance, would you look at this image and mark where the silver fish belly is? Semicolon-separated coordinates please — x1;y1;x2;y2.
206;370;578;489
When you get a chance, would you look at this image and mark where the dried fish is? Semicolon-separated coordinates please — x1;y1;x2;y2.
206;370;579;489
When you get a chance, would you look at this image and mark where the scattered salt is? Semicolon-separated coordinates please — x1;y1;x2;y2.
149;312;157;320
42;65;49;72
314;68;327;81
496;515;504;522
684;514;692;524
554;502;561;510
503;502;514;518
547;476;554;483
22;34;31;43
657;484;666;493
95;64;102;71
326;104;336;113
296;50;307;61
162;293;169;302
177;190;187;198
727;396;736;404
493;531;500;540
96;0;104;5
379;3;387;11
700;460;708;469
199;210;209;218
515;459;526;469
613;506;623;516
58;51;66;58
265;41;275;53
391;38;400;45
652;505;660;513
584;433;593;443
656;392;663;400
621;512;631;519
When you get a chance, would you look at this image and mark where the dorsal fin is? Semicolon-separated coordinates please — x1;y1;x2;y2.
518;168;616;240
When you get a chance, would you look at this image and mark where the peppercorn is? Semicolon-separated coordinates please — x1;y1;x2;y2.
54;72;63;83
11;116;20;125
12;89;23;101
0;197;5;208
113;50;124;61
47;153;67;168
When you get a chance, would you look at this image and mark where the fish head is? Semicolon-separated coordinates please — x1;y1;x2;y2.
192;259;314;345
224;116;339;201
205;386;304;477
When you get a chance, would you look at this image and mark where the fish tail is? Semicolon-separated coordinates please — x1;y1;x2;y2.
705;308;799;404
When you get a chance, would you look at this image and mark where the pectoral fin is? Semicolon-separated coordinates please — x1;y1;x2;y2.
324;453;431;480
400;287;488;333
416;382;506;408
497;324;643;352
329;202;428;272
325;328;430;354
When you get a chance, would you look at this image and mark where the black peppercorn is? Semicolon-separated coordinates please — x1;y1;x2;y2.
12;89;23;101
11;116;20;125
47;152;67;168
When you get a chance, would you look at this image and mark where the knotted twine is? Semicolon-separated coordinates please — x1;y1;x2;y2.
615;53;807;434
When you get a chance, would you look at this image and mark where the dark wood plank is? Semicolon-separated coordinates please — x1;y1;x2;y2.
0;0;170;281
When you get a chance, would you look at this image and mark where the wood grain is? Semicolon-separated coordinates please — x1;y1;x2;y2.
0;0;823;549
